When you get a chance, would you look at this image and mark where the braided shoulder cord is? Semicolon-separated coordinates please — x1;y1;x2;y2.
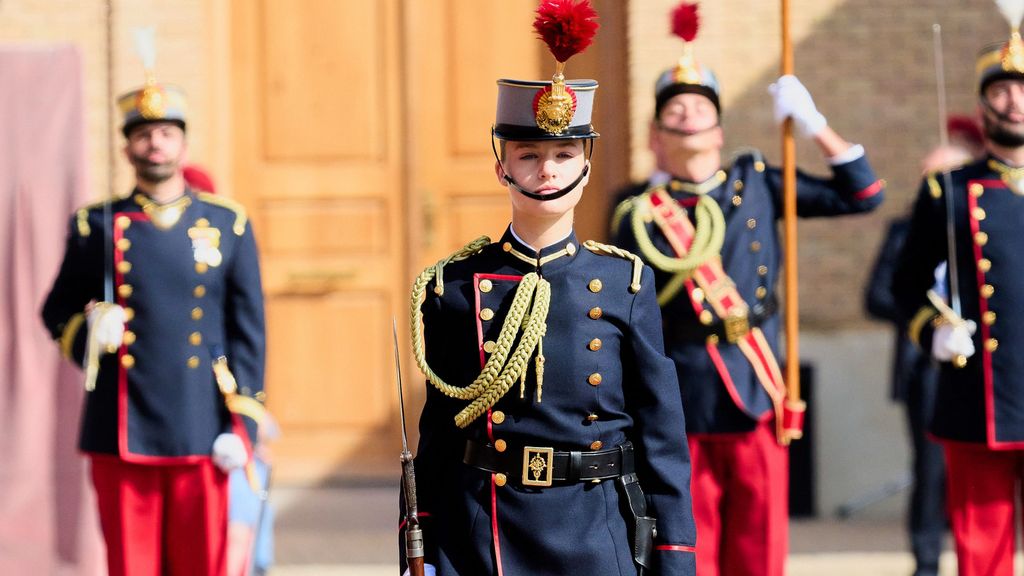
582;240;645;293
630;191;725;277
609;196;636;235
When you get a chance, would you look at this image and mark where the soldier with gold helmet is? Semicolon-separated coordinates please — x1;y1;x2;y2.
401;1;696;574
610;3;884;575
893;2;1024;573
40;29;266;576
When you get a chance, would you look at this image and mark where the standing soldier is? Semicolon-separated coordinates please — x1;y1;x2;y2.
893;4;1024;573
611;3;884;576
402;1;696;574
40;33;266;576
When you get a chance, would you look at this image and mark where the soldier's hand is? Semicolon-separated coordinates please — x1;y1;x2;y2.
86;302;126;353
768;75;827;138
212;432;248;473
932;320;976;363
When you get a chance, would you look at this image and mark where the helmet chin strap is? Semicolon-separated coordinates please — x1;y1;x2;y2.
982;95;1024;124
655;120;720;138
491;132;596;202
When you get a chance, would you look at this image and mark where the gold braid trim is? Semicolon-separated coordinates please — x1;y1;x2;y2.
60;312;86;360
657;273;689;307
610;196;636;234
908;305;940;347
630;188;726;277
583;240;645;293
198;192;248;236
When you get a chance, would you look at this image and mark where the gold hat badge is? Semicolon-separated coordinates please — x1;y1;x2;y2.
670;2;702;85
531;0;599;135
996;0;1024;73
131;27;167;119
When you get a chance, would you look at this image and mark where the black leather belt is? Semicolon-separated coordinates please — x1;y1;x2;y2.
464;439;633;487
666;295;777;343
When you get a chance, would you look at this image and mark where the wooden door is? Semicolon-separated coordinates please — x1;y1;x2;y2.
231;0;540;482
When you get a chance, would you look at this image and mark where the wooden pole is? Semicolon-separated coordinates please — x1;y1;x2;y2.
780;0;802;435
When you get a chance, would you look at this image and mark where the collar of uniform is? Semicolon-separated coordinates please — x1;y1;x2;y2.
131;188;194;230
987;156;1024;195
666;169;727;196
498;226;579;271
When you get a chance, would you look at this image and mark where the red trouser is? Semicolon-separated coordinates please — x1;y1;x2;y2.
944;442;1024;576
688;418;788;576
89;456;229;576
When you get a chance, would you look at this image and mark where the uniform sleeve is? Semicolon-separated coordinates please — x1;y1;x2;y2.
40;216;101;366
864;218;909;324
626;265;697;575
767;153;885;217
892;178;948;351
224;221;267;440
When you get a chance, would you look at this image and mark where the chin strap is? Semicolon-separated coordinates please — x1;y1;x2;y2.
491;130;595;202
654;120;720;138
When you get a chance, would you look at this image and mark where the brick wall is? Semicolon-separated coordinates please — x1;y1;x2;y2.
628;0;1005;327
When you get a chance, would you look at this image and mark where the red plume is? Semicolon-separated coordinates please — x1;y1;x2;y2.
533;0;600;63
671;2;700;43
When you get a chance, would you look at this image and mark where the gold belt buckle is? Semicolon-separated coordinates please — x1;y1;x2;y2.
723;308;750;343
522;446;554;487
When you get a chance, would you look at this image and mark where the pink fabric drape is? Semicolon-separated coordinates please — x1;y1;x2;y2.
0;45;105;575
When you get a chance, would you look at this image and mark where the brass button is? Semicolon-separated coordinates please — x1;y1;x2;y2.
494;439;507;453
117;261;132;274
973;207;987;221
733;180;744;191
587;413;599;422
254;391;267;402
732;195;743;206
750;241;762;252
193;285;206;298
981;284;995;299
707;334;720;345
588;338;602;351
120;354;135;368
480;308;494;321
115;215;131;230
117;284;133;298
502;242;512;252
479;279;493;293
195;218;210;228
189;332;202;346
494;473;507;487
975;231;989;246
566;243;577;256
123;307;135;321
491;410;505;424
747;218;757;229
983;311;996;325
116;238;131;251
754;161;766;172
758;265;768;276
588;373;603;386
699;310;714;325
969;183;984;197
590;441;604;451
979;258;992;273
986;338;999;352
483;340;496;353
588;307;603;320
691;287;705;302
191;307;204;320
756;286;768;299
195;262;208;274
588;279;603;293
187;356;200;369
122;330;136;345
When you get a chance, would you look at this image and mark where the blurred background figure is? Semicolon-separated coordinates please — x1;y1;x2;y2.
864;114;984;576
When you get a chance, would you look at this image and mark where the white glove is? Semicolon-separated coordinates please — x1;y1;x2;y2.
768;75;827;138
211;433;247;473
403;564;436;576
932;320;977;362
87;302;126;353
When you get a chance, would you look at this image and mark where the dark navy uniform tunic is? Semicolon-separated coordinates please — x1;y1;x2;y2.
406;227;697;575
894;157;1024;449
41;188;265;461
613;152;884;434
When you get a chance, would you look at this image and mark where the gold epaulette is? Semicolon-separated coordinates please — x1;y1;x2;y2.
925;172;942;199
582;240;644;293
907;305;940;347
74;199;115;238
426;236;490;297
197;192;248;236
610;196;636;234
